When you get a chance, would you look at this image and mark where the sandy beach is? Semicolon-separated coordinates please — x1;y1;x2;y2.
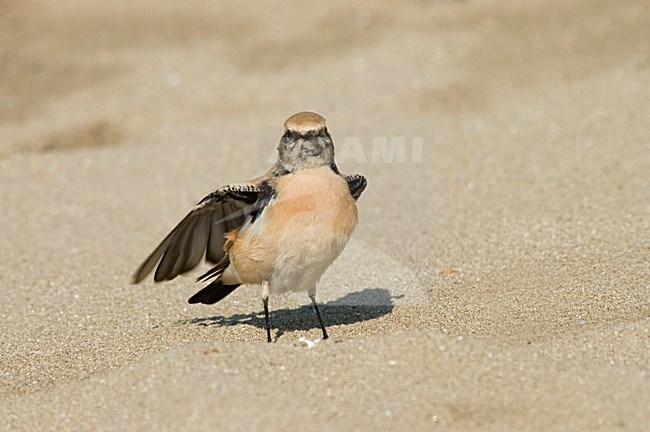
1;0;648;430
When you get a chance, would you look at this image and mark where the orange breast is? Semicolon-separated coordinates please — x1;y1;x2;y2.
227;166;358;284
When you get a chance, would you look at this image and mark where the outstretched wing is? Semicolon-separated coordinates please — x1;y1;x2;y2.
345;174;367;201
132;183;270;284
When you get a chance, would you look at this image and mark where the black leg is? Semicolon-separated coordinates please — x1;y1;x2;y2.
309;294;329;340
263;297;272;343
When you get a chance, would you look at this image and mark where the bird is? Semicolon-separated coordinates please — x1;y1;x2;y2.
132;111;367;342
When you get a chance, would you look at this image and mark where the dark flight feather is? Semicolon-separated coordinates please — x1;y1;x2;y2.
132;183;273;284
345;174;367;201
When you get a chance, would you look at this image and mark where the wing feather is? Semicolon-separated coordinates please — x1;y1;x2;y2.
182;213;210;272
168;217;198;279
132;183;272;284
345;174;367;201
206;210;226;264
154;217;193;282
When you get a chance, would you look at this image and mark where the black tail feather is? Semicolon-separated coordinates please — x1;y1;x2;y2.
188;280;241;305
196;254;230;282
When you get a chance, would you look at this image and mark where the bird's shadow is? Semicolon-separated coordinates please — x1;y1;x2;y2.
187;288;396;338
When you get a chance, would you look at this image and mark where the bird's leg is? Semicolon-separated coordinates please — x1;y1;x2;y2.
262;298;271;343
309;291;329;340
262;281;272;343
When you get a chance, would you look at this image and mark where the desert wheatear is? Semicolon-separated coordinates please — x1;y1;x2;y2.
133;112;367;342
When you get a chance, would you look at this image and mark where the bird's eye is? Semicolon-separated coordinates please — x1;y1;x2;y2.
283;130;294;142
315;127;330;140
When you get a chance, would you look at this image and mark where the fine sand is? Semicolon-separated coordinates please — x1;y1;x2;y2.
1;0;648;430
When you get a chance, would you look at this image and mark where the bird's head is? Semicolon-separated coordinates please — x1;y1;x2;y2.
276;112;336;172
